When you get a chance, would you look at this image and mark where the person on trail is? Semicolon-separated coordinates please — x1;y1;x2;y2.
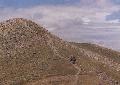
70;55;76;64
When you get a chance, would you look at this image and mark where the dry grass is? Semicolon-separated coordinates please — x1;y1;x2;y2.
0;18;119;85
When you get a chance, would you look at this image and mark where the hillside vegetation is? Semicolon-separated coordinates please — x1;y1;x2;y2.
0;18;119;85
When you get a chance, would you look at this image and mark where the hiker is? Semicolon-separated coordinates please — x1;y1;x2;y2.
70;55;76;64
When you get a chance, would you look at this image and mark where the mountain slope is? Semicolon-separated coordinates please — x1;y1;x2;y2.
0;18;119;85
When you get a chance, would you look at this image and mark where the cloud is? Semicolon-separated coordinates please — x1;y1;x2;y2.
79;0;112;8
0;6;94;27
0;5;114;28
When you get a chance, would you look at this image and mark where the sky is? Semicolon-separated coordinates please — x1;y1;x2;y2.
0;0;120;50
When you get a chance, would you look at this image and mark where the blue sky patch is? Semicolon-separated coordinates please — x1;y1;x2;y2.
106;10;120;21
111;0;120;4
0;0;80;8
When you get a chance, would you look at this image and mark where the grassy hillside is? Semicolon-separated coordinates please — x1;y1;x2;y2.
71;42;120;84
0;18;119;85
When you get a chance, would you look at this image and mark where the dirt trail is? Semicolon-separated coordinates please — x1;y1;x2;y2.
26;75;75;85
46;36;82;85
26;36;82;85
73;65;81;85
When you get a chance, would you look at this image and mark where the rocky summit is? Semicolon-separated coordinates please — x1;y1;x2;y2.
0;18;119;85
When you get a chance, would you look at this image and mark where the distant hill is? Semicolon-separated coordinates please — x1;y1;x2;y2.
0;18;119;85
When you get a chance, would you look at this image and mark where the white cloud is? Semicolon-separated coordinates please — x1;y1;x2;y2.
82;17;91;24
0;5;117;29
107;19;120;23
